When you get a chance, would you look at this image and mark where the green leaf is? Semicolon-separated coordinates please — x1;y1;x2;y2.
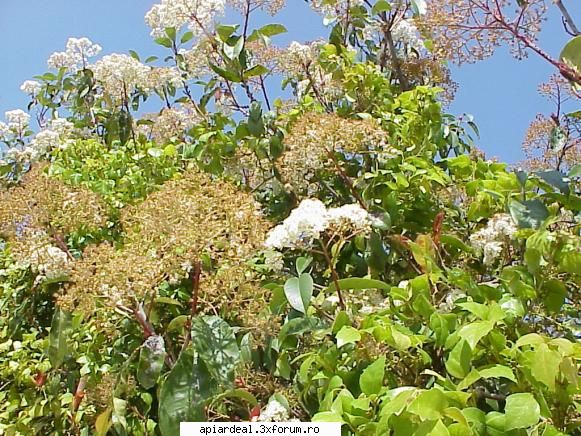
478;365;516;382
296;256;312;275
323;277;391;294
180;31;194;44
410;0;427;15
408;389;449;421
216;24;239;42
191;316;240;385
558;250;581;275
165;27;177;41
560;36;581;88
129;50;140;61
457;320;494;350
529;343;561;391
446;339;472;379
360;357;385;395
534;170;570;195
336;326;361;348
155;37;173;48
504;393;540;430
167;315;188;333
95;408;112;436
48;309;71;369
137;336;166;389
542;279;566;313
257;24;287;37
283;273;313;314
243;64;269;79
509;199;549;229
158;350;217;435
209;63;241;82
155;296;182;307
223;37;244;60
372;0;391;14
569;164;581;178
312;411;344;423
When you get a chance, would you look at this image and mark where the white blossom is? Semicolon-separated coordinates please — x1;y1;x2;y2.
28;244;70;281
469;214;518;265
48;37;101;71
265;200;373;250
5;109;30;132
93;54;151;101
145;0;225;38
391;19;423;53
20;80;42;96
257;399;289;422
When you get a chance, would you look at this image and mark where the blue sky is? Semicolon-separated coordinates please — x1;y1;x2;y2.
0;1;578;163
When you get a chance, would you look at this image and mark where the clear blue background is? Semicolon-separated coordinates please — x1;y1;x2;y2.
0;1;578;162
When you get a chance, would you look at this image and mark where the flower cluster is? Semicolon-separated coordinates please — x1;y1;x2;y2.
4;109;30;134
47;37;102;71
256;399;290;422
265;199;373;250
309;0;364;21
145;0;225;38
63;169;270;326
136;104;202;143
20;80;42;97
92;54;151;101
0;164;107;243
391;19;424;54
277;113;390;195
29;118;76;157
25;238;71;282
229;0;286;16
282;41;343;103
469;213;518;265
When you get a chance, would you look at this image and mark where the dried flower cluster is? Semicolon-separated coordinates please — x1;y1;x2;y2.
63;169;270;322
0;165;106;280
0;165;107;239
277;112;390;195
522;75;580;171
229;0;286;16
419;0;547;64
136;104;202;143
265;199;374;250
469;213;517;265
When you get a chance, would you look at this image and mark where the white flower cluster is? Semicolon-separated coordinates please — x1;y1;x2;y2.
92;54;151;101
5;109;30;133
265;199;373;250
145;0;225;38
469;214;518;265
20;80;43;96
284;41;343;101
0;110;31;154
256;399;289;422
391;19;424;54
29;118;76;156
47;37;102;71
310;0;364;21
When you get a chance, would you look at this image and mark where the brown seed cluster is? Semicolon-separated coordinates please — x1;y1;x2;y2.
62;168;271;325
419;0;546;64
276;112;391;195
0;164;107;274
